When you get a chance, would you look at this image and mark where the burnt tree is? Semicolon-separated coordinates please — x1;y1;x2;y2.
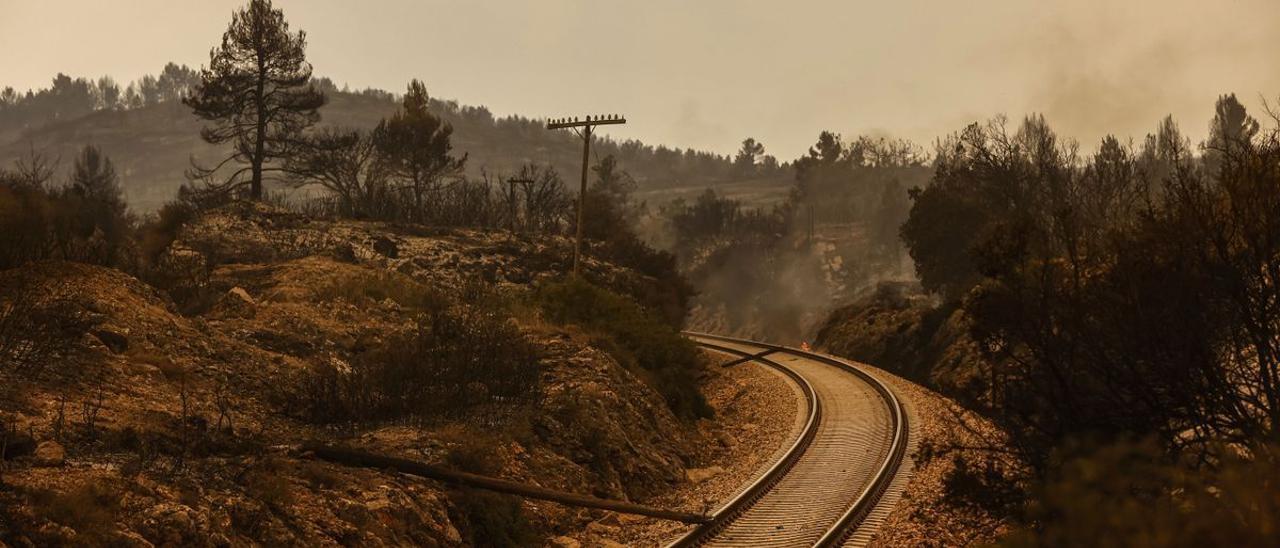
185;0;325;200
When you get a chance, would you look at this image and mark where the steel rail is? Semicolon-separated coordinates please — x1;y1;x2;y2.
665;340;822;547
672;332;910;547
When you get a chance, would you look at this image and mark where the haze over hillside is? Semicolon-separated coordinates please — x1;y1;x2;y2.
5;1;1280;159
6;2;1280;546
0;78;787;212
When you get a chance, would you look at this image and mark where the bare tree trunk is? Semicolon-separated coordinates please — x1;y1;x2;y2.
251;54;267;200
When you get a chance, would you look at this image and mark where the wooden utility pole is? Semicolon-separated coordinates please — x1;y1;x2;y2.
547;114;627;276
808;203;816;245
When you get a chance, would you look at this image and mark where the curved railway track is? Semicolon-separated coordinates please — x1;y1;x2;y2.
667;333;910;547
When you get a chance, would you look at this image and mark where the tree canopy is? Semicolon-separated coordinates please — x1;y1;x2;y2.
184;0;325;200
371;80;466;222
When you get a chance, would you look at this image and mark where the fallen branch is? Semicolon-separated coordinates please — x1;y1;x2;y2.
302;442;710;524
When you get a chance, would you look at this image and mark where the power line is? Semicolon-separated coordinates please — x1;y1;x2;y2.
546;114;627;277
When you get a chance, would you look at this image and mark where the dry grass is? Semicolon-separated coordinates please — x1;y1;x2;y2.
127;347;187;382
243;459;294;510
26;479;123;544
312;268;447;311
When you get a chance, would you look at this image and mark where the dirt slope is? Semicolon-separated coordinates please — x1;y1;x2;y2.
0;205;750;546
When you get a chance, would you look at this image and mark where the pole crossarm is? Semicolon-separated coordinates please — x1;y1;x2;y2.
547;114;627;130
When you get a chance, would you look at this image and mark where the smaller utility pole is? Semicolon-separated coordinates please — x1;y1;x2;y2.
808;203;816;245
506;176;534;235
547;114;627;277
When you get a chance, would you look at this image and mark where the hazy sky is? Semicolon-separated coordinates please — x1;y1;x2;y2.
3;0;1278;159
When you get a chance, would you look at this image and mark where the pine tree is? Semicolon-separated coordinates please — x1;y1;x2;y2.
1205;93;1260;176
1209;93;1259;149
70;145;121;202
157;63;200;103
96;77;121;111
68;145;129;264
373;80;465;221
733;137;765;177
185;0;325;200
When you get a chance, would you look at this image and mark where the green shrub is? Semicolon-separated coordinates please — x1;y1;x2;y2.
447;489;537;548
1001;439;1280;547
243;461;293;511
297;461;344;490
137;199;196;267
0;288;93;380
441;427;507;476
535;278;711;420
0;147;134;272
296;290;540;424
593;233;693;327
135;195;217;314
313;269;448;310
25;480;122;544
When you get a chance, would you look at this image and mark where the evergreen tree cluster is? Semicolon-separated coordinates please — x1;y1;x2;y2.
0;63;201;134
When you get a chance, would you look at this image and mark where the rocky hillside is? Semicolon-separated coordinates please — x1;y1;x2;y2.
0;204;738;546
812;283;1019;545
813;282;985;396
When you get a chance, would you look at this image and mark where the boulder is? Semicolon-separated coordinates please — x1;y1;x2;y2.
140;503;201;546
214;287;256;319
715;430;739;448
226;287;255;306
33;440;65;467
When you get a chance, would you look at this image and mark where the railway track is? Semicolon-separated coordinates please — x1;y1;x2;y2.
667;333;910;547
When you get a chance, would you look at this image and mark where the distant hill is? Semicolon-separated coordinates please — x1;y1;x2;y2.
0;89;791;212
